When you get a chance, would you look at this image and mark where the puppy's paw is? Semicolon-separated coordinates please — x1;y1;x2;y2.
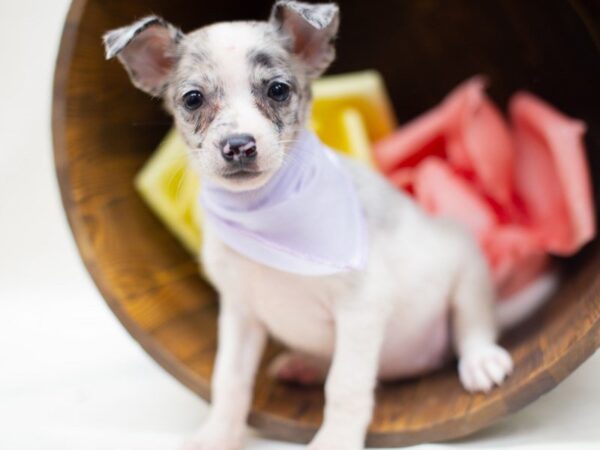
268;351;327;386
179;427;242;450
459;343;513;393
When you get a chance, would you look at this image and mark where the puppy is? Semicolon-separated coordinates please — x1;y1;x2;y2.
104;2;549;449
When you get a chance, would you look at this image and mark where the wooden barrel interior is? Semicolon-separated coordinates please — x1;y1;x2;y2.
53;0;600;446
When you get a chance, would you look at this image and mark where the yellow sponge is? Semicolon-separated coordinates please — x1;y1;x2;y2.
135;130;202;254
135;71;396;254
310;107;372;166
311;70;397;143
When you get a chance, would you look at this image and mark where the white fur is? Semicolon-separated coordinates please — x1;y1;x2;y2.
187;157;524;450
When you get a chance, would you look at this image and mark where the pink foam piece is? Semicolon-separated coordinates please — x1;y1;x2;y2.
373;77;596;298
373;107;449;174
445;77;515;207
481;225;548;297
414;158;498;240
388;168;416;192
510;92;595;255
374;77;514;206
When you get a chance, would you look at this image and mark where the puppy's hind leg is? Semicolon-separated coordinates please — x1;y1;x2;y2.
452;251;513;393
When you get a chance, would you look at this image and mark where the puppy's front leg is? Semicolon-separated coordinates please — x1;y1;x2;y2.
309;306;386;450
182;300;267;450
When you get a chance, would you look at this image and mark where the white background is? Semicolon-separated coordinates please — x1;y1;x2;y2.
0;1;599;449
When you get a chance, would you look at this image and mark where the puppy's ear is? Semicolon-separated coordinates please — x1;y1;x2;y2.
270;1;340;78
103;16;183;96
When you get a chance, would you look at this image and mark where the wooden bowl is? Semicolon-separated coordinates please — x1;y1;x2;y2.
53;0;600;446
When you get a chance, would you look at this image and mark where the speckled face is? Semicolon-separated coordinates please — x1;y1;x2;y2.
164;22;312;191
104;1;340;191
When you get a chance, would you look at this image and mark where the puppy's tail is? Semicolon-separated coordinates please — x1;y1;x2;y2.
495;270;560;331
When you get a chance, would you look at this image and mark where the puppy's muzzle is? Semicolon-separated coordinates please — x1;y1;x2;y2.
220;134;257;163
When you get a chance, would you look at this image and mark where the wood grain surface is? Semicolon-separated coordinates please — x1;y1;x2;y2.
52;0;600;446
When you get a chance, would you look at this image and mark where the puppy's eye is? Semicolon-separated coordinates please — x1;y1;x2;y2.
267;82;290;102
182;90;204;111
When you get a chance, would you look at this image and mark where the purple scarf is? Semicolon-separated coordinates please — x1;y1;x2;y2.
201;130;368;276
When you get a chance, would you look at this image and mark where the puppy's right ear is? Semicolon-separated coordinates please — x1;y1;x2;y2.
103;16;183;96
270;1;340;79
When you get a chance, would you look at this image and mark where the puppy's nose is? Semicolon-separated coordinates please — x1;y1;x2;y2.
220;134;257;162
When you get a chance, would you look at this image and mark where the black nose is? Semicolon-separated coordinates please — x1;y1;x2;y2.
220;134;257;162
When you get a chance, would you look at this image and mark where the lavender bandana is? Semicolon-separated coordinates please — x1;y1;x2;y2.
200;130;368;276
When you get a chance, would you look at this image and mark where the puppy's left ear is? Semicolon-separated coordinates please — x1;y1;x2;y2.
270;1;340;78
103;16;183;96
